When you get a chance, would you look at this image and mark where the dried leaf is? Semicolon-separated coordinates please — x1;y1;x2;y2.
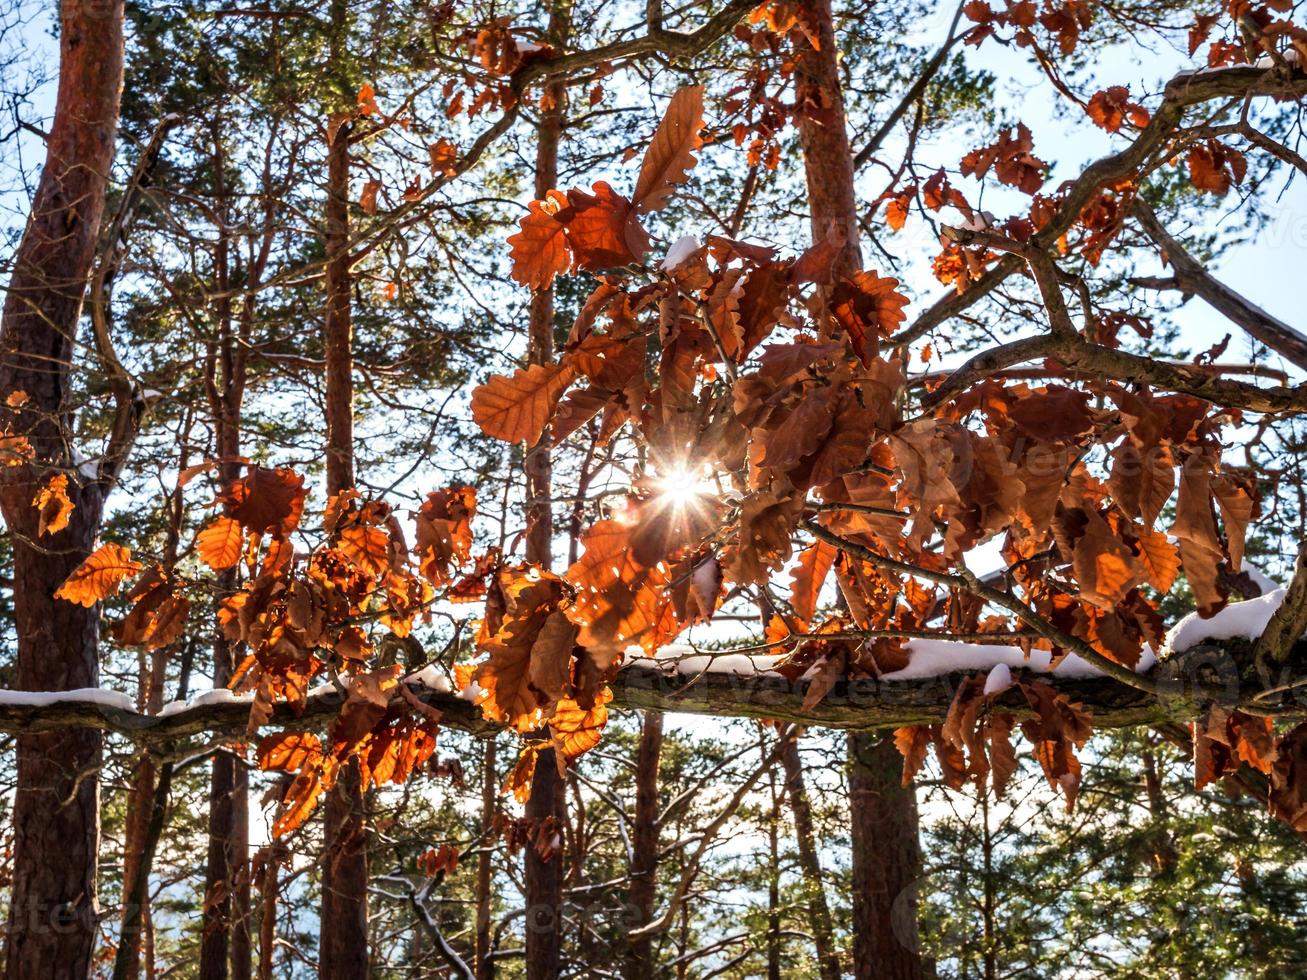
55;543;143;607
633;85;705;214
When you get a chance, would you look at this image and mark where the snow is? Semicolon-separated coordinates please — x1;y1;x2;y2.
0;687;136;711
983;662;1014;696
626;643;789;676
404;665;453;693
1255;49;1300;68
1162;588;1288;656
515;41;544;53
1246;565;1278;595
627;637;1157;683
882;638;1157;681
661;235;701;271
157;688;251;717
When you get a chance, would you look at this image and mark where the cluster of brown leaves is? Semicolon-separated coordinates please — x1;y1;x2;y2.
897;675;1090;809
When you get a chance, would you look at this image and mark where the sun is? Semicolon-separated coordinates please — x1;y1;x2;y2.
655;463;717;508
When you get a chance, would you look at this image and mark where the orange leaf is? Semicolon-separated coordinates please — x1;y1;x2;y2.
562;181;650;271
33;473;74;537
632;84;705;215
257;732;324;773
219;466;307;536
338;523;391;578
196;516;244;570
790;539;837;623
1134;526;1179;593
550;687;612;761
357;82;378;116
471;361;578;444
55;543;143;607
830;271;910;366
507;190;572;290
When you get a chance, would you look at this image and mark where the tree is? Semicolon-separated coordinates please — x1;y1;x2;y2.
7;0;1307;974
0;1;126;973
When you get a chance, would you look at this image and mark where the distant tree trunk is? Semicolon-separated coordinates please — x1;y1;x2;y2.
318;4;370;970
765;751;783;980
779;734;840;980
119;643;169;978
201;122;253;980
848;735;926;980
0;2;124;975
523;9;570;979
791;3;927;976
475;737;498;979
625;711;664;980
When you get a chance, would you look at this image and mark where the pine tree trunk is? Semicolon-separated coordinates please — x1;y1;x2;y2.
0;2;124;974
848;734;926;980
523;9;569;977
318;7;370;967
779;734;841;980
201;121;253;980
790;3;927;975
475;737;497;979
625;711;663;980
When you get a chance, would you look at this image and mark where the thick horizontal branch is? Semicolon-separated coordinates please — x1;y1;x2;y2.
0;640;1284;743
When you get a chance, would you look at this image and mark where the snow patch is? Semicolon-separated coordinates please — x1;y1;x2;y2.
1162;588;1288;657
983;662;1013;696
0;687;136;711
157;688;251;717
661;235;701;272
882;639;1156;681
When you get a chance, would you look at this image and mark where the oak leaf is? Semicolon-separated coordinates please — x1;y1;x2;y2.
471;361;578;444
507;190;571;290
196;516;244;570
790;539;838;623
33;473;73;537
563;181;651;271
219;466;307;536
55;543;143;607
632;84;705;214
829;271;909;366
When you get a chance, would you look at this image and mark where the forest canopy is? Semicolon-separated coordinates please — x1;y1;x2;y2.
1;0;1307;976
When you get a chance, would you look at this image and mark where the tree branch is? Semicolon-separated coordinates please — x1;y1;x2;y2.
1131;199;1307;371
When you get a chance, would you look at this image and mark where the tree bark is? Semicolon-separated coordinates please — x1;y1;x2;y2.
201;122;252;980
625;711;663;980
0;1;124;975
474;737;497;979
523;8;570;978
779;733;840;980
848;734;927;980
791;3;928;975
318;3;370;970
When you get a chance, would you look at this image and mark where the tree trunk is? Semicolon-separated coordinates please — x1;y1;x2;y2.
318;4;370;968
791;3;927;976
0;1;124;975
474;737;497;979
779;734;840;980
523;9;569;978
119;644;169;979
794;0;862;284
848;734;926;980
625;711;663;980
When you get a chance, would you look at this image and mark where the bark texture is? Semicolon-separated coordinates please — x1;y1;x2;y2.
791;2;928;975
0;1;124;974
318;37;371;974
780;734;841;980
848;734;927;980
626;711;664;980
523;9;570;977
